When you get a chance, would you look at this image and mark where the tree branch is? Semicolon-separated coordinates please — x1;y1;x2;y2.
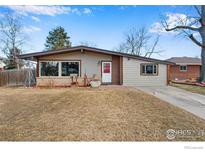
166;25;200;32
194;6;201;16
189;34;204;47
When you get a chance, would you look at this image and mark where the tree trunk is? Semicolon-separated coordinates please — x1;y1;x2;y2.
201;47;205;82
200;6;205;82
16;58;20;70
13;43;20;70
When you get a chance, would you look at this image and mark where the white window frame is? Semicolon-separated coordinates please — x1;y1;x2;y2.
39;60;81;77
180;65;187;72
141;63;158;76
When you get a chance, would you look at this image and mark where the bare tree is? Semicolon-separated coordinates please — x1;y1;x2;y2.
163;6;205;82
0;13;25;69
116;27;163;58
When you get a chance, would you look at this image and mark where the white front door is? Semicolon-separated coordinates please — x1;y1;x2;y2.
102;61;112;83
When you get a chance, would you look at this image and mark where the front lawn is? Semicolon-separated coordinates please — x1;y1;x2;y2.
0;87;205;141
171;83;205;95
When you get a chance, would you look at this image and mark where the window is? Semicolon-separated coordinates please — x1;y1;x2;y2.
141;64;158;75
39;60;80;77
40;61;59;76
61;61;80;76
180;65;187;71
103;63;110;73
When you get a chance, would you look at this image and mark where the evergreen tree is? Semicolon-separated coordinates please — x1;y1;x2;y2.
5;47;24;69
45;26;71;50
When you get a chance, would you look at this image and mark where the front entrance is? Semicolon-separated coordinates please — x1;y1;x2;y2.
101;61;112;83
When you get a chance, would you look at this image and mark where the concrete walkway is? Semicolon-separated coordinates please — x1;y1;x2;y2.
136;86;205;120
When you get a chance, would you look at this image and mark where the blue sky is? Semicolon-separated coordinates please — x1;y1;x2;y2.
0;5;201;60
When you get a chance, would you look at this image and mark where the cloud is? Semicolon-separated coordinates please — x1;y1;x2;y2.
1;25;41;33
0;13;4;18
71;8;81;15
149;13;199;34
118;6;127;10
149;22;168;34
6;5;71;16
118;6;137;10
0;27;7;31
83;8;92;14
70;8;92;16
23;26;41;33
6;5;92;16
31;16;40;22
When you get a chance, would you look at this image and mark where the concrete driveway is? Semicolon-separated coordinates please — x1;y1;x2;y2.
136;86;205;120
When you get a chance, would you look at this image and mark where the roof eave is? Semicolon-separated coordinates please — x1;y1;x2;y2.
175;63;202;65
19;46;173;65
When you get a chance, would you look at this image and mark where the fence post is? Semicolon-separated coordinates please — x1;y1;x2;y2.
0;72;1;86
15;70;17;86
7;71;9;86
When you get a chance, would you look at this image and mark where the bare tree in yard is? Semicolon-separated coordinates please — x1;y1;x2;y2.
163;6;205;82
0;13;25;69
116;27;163;58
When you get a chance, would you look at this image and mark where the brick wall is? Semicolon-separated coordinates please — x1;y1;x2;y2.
169;65;201;80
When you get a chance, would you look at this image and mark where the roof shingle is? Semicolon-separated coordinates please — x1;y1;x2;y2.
166;57;201;65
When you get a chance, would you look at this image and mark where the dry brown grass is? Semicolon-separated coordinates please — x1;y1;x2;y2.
0;86;205;141
171;83;205;95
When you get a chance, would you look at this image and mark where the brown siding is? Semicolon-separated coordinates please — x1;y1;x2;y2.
120;56;123;85
169;65;201;80
112;55;120;85
36;59;39;77
167;65;170;85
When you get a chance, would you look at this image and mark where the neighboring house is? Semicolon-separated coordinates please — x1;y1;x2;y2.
19;46;173;87
166;57;201;81
0;56;6;71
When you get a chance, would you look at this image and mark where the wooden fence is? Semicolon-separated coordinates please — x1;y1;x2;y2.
0;69;36;87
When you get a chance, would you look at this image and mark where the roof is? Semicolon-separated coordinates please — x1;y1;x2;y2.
166;57;201;65
19;45;173;65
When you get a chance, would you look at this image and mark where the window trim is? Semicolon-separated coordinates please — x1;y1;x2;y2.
140;63;159;76
179;65;187;72
61;60;81;77
39;61;59;77
39;60;81;77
